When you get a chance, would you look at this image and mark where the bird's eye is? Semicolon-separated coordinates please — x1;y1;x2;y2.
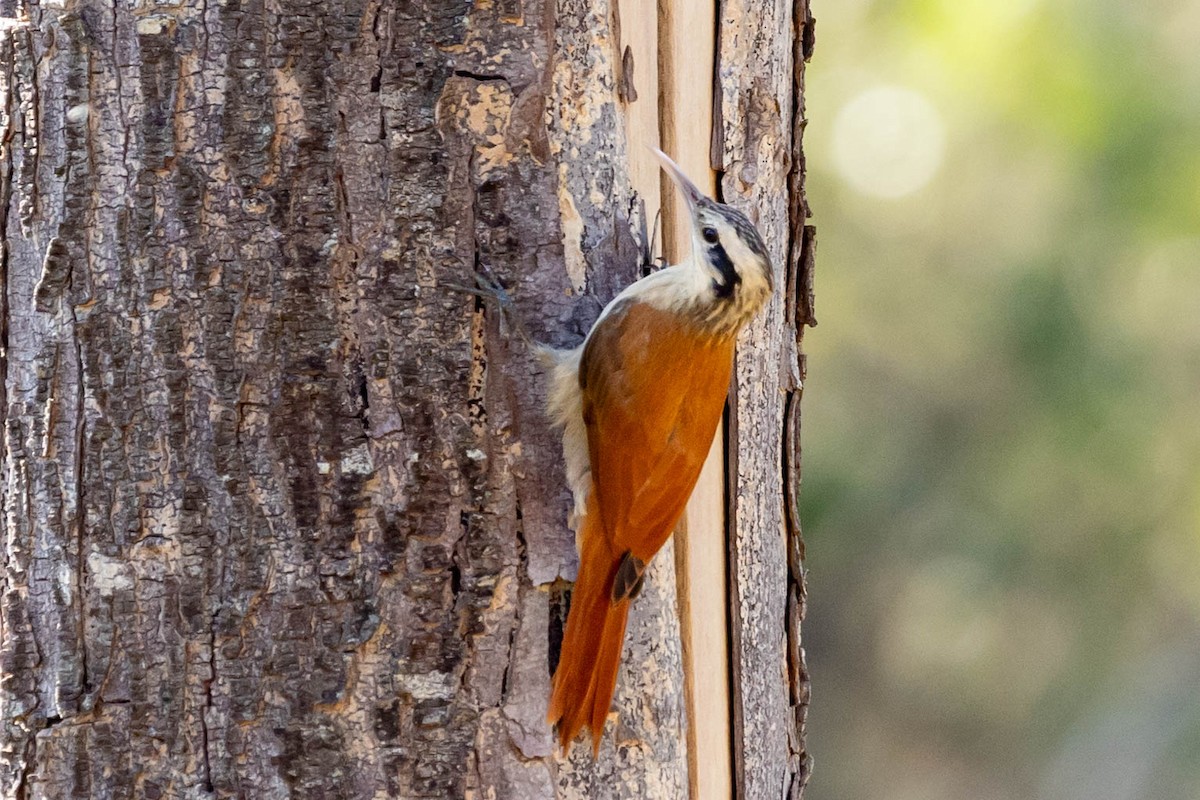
702;227;719;243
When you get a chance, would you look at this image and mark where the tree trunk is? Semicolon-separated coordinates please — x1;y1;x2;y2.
0;0;813;797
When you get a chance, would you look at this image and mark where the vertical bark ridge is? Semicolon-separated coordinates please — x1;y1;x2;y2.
716;0;814;797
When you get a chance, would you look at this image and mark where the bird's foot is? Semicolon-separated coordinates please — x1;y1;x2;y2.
443;265;533;346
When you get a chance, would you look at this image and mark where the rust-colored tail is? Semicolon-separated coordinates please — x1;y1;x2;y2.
547;511;631;756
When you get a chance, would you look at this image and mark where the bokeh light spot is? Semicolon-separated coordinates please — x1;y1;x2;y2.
832;85;945;199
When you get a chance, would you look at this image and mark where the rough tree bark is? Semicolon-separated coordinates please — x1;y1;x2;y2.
0;0;813;798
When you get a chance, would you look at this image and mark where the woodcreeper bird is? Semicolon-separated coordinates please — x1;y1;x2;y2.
544;150;774;754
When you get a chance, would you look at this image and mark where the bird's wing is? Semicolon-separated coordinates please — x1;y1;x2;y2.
579;299;735;563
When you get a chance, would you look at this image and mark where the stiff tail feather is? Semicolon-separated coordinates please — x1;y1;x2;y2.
547;510;632;755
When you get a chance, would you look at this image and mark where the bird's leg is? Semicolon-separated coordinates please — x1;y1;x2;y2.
638;205;668;276
637;198;653;274
444;265;534;347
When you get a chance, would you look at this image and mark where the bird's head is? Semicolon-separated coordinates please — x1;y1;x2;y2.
654;148;774;303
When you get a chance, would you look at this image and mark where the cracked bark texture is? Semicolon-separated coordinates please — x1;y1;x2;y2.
0;0;811;797
718;3;816;797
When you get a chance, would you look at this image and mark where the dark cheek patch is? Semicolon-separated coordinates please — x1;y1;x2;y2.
708;243;741;299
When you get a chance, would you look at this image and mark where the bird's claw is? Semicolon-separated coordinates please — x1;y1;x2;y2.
443;266;532;346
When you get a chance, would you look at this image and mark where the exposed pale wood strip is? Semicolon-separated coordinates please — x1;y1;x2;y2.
617;0;663;222
659;2;734;798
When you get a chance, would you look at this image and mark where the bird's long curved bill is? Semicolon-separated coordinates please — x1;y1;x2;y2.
651;147;706;211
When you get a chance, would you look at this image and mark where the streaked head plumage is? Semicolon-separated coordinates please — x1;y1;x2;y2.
651;148;775;303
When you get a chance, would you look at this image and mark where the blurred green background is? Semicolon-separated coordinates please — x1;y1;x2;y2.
801;1;1200;798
